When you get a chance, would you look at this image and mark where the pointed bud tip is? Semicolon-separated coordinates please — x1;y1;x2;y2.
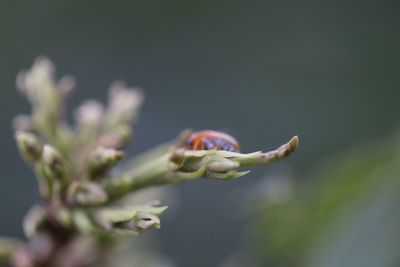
289;135;299;151
34;55;55;73
42;145;60;163
94;147;124;162
88;147;125;178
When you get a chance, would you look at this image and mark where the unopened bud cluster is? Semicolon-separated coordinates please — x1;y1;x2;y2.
4;57;298;267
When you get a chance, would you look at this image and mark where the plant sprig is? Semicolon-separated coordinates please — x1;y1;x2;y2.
4;57;298;267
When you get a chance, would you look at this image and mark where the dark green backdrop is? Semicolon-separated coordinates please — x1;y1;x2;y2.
1;1;399;266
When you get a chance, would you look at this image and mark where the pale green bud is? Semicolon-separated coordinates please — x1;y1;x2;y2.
15;131;43;163
67;181;108;206
42;145;66;180
95;205;167;235
88;147;124;177
207;157;240;173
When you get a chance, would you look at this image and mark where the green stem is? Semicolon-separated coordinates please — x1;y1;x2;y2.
103;136;299;202
104;154;179;201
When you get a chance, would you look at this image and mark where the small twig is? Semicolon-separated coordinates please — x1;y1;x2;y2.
104;136;299;202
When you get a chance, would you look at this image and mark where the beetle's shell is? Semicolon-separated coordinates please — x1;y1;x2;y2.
187;130;240;152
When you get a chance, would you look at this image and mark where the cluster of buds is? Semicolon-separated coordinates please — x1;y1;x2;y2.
3;57;298;267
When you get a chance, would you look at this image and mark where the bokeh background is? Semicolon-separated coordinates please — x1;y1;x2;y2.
1;1;400;267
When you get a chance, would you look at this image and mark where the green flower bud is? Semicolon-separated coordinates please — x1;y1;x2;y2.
88;147;124;177
108;82;144;124
67;181;108;206
74;100;104;128
15;131;43;163
94;205;167;235
42;145;66;180
207;157;240;173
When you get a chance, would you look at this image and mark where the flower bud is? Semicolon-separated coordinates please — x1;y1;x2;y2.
88;147;124;177
15;131;43;163
95;205;167;235
42;145;66;180
74;100;104;128
169;149;185;170
207;157;240;173
24;57;55;99
97;125;132;149
67;181;108;206
108;81;144;123
135;213;161;231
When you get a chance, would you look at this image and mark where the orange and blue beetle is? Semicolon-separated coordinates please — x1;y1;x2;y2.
187;130;240;152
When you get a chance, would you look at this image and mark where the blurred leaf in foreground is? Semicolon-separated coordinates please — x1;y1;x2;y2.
250;134;400;267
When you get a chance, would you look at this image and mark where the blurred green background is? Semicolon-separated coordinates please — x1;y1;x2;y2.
1;1;400;267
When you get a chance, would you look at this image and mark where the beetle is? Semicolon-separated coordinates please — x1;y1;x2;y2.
187;130;240;152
